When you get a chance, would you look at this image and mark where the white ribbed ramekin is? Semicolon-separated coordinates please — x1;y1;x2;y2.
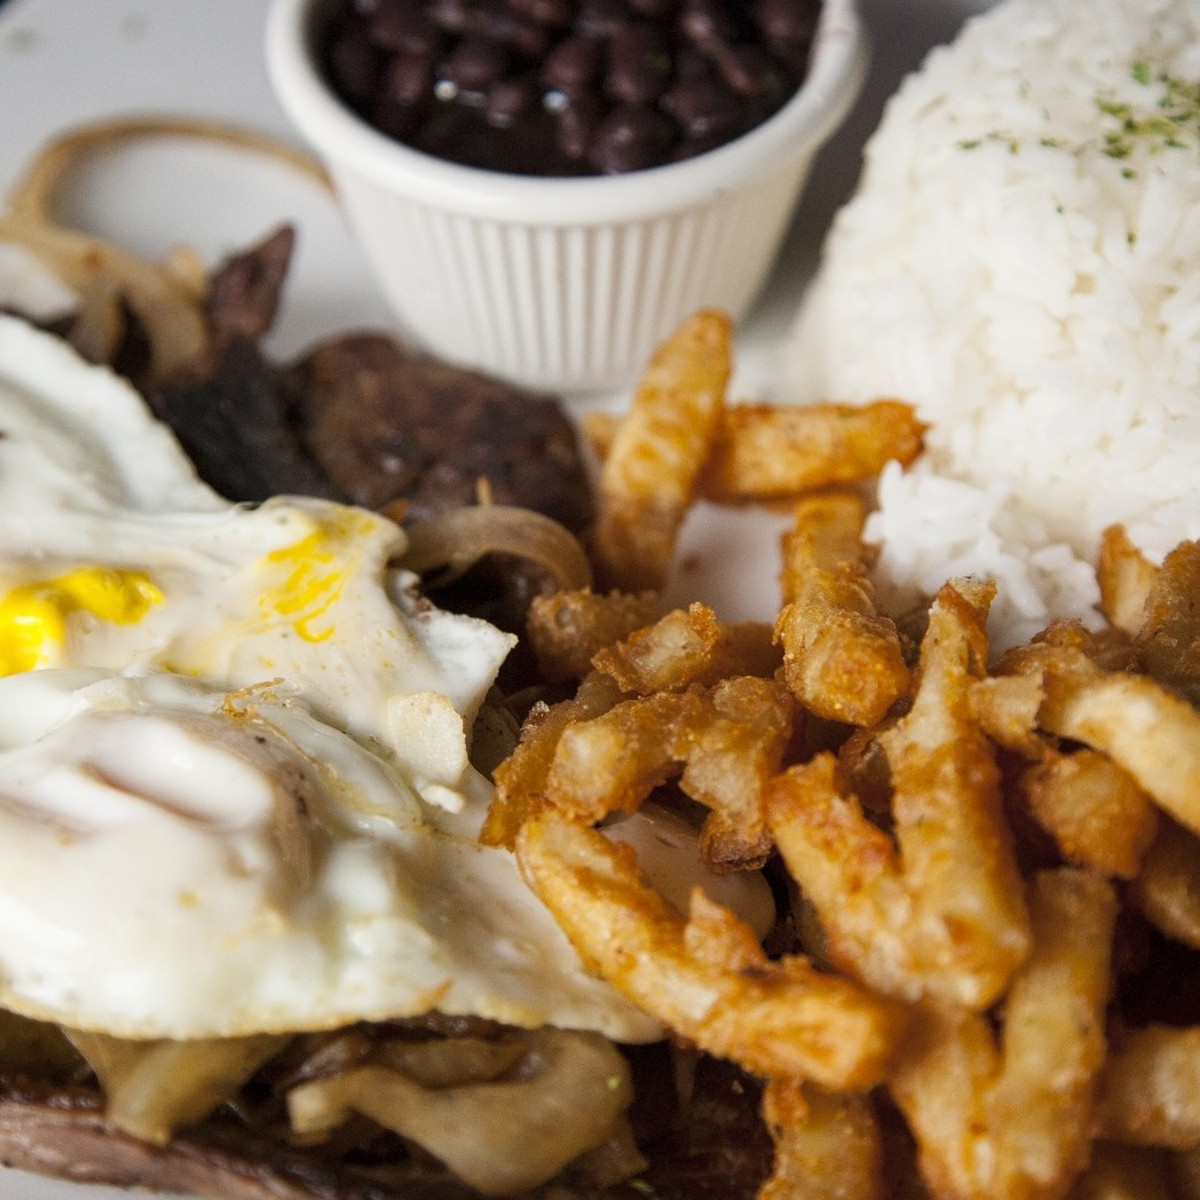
266;0;866;393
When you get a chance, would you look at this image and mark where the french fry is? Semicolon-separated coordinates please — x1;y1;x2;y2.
481;671;625;848
1099;1025;1200;1149
1097;526;1157;636
592;602;780;694
544;676;794;869
774;490;911;727
1129;817;1200;948
1170;1144;1200;1199
1003;641;1200;838
526;587;660;683
698;400;925;504
593;310;732;592
971;671;1047;760
515;810;908;1091
768;580;1030;1008
759;1078;885;1200
890;869;1117;1200
1019;747;1158;880
1135;539;1200;708
1067;1142;1173;1200
586;399;926;508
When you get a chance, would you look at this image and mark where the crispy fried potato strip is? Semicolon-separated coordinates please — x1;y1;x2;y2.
890;869;1116;1200
1129;817;1200;948
769;580;1030;1008
593;602;780;694
485;313;1200;1200
593;310;732;591
526;588;661;683
1099;1025;1200;1150
1018;747;1158;880
698;400;925;504
774;490;911;727
1097;526;1158;637
1001;641;1200;838
759;1078;885;1200
481;671;625;848
1067;1143;1174;1200
544;675;794;869
516;810;907;1090
1135;539;1200;709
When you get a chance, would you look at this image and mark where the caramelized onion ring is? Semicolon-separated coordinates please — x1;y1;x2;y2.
397;504;593;593
5;116;330;227
288;1028;632;1197
2;117;331;382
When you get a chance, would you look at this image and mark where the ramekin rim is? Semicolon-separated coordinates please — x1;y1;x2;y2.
265;0;867;224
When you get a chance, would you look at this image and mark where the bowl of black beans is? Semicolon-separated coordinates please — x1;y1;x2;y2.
267;0;866;391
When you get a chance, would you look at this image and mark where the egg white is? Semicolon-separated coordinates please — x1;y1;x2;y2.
0;314;770;1047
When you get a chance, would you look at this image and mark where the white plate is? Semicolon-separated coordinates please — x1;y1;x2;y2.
0;1;986;1196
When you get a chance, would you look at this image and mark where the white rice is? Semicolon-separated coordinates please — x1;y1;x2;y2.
784;0;1200;649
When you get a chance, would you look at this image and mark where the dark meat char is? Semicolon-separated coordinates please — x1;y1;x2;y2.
147;226;593;536
0;1049;769;1200
284;333;594;532
149;337;344;504
0;1075;445;1200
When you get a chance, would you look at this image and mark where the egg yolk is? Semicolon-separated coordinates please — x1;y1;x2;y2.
258;511;382;643
0;567;163;675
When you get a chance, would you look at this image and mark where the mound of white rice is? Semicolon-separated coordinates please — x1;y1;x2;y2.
784;0;1200;648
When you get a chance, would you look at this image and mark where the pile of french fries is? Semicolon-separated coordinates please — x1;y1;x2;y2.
484;310;1200;1200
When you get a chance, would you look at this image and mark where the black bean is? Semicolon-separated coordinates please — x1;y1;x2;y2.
663;75;743;137
715;42;781;96
427;0;471;33
371;95;425;140
369;1;439;55
542;36;604;92
328;31;382;103
754;0;818;45
590;105;676;173
678;0;737;47
675;44;711;80
505;0;573;26
606;23;671;105
576;0;631;39
672;128;727;160
503;19;555;58
485;74;538;125
383;51;436;103
443;36;509;91
557;93;604;160
322;0;813;177
471;9;547;57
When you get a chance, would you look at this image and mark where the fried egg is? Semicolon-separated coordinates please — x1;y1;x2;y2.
0;314;770;1045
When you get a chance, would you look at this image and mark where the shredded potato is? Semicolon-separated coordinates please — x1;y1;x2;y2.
759;1078;885;1200
490;322;1200;1200
889;869;1116;1200
592;309;732;591
516;810;908;1090
769;581;1030;1009
697;399;925;504
774;490;911;727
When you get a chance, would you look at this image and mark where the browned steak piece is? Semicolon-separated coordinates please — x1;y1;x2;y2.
0;1050;768;1200
146;228;594;538
148;336;345;503
282;334;594;533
